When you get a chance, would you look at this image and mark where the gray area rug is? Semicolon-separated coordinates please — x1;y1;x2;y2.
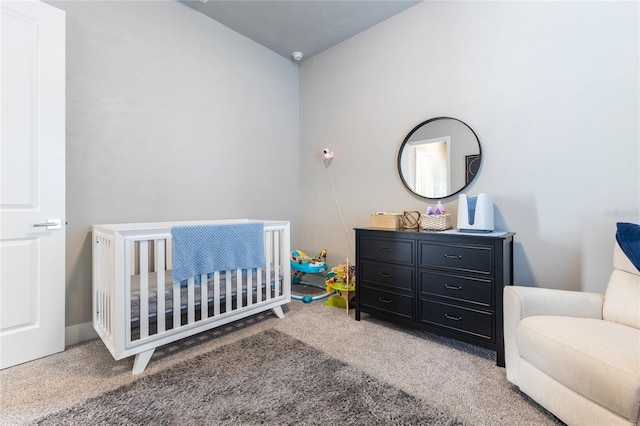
33;329;464;425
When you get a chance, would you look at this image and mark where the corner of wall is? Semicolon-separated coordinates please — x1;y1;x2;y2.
65;322;98;347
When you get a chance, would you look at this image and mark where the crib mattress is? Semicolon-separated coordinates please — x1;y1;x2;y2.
129;269;280;321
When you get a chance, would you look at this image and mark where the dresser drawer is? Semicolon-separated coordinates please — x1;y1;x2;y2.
361;260;414;292
359;236;414;265
419;242;492;274
419;271;493;308
360;286;414;320
419;299;493;341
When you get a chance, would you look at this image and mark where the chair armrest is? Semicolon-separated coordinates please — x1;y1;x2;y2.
505;286;604;321
503;286;604;380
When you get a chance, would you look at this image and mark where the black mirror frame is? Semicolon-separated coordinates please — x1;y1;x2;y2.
397;117;482;200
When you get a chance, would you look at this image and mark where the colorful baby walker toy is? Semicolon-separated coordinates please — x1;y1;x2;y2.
290;249;333;303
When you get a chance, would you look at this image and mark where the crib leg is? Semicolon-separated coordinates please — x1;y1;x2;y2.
271;306;285;319
132;349;155;374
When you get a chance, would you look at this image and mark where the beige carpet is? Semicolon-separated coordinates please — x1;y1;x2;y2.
0;301;562;425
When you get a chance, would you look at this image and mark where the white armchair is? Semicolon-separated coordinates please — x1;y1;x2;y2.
504;235;640;426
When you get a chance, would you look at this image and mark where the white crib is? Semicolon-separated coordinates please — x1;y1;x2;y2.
92;219;291;374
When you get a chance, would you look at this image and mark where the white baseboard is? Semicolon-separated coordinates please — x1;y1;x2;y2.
65;322;97;346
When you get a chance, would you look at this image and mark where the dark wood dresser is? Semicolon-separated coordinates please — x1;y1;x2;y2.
355;227;514;367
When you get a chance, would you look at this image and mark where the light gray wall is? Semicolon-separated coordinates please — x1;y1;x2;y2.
299;1;639;293
56;1;300;327
51;0;639;329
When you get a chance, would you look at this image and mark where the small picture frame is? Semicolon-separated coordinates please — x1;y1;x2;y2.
465;154;480;185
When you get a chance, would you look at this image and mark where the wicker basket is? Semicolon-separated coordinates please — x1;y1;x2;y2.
420;214;452;231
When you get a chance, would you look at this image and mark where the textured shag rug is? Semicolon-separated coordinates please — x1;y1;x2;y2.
33;329;464;425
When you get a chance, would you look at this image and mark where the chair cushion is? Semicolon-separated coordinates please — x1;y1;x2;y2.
517;315;640;422
603;242;640;329
613;239;640;277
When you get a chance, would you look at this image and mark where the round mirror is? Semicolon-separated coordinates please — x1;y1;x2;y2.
397;117;481;199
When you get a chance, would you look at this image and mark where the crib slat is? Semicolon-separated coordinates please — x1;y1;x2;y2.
173;280;180;329
247;268;253;306
125;241;132;345
200;273;208;320
265;231;272;301
187;277;195;324
105;238;112;336
225;270;232;312
139;241;149;339
256;266;263;303
166;238;173;270
236;268;243;310
213;271;220;316
131;242;137;275
110;241;114;334
156;239;166;334
107;239;112;335
273;231;280;297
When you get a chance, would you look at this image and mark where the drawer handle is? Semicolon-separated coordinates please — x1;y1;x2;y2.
444;284;463;290
378;298;392;304
444;313;462;321
378;247;393;252
379;273;392;278
444;254;462;260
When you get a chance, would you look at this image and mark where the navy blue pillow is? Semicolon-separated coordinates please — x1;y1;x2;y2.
615;222;640;272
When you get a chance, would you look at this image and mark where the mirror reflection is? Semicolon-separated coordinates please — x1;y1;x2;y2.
398;117;481;199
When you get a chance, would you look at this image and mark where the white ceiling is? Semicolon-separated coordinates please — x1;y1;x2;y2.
181;0;422;62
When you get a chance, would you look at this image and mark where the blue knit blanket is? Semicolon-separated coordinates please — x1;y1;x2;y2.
171;222;265;283
615;222;640;272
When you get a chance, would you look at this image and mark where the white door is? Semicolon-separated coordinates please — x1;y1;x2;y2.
0;1;65;369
